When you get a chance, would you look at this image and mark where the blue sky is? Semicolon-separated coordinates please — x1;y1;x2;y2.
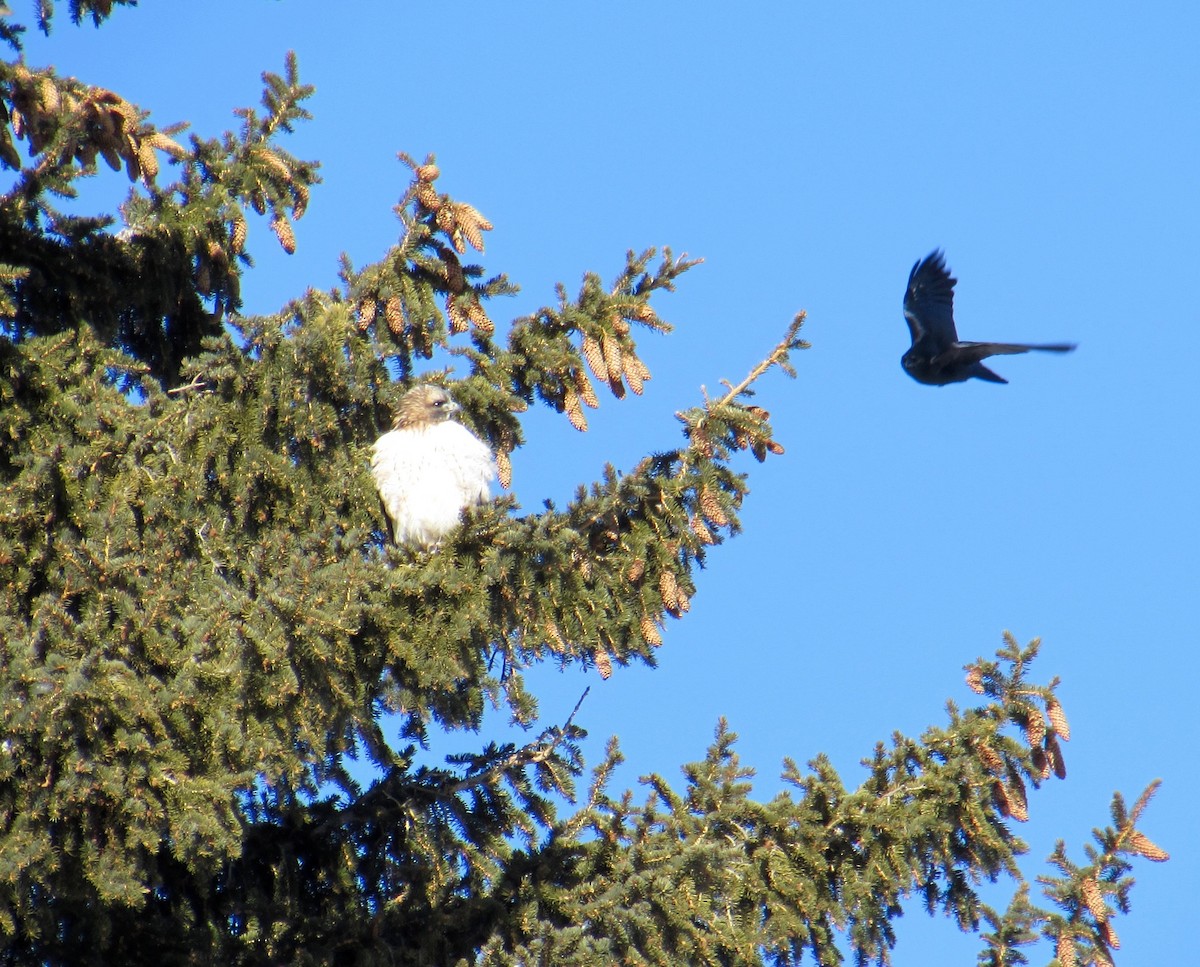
21;3;1198;963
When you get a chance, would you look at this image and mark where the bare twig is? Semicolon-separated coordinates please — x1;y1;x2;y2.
166;375;211;395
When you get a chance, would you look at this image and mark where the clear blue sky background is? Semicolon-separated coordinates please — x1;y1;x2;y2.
21;3;1197;963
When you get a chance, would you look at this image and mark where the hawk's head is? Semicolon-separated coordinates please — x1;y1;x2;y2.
392;384;459;430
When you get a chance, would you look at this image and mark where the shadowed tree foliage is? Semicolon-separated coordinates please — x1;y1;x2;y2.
0;7;1166;966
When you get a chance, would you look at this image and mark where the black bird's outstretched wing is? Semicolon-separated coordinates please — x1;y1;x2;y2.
903;250;958;349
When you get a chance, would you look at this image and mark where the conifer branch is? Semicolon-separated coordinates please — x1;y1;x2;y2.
710;310;810;408
1035;777;1167;967
446;687;589;799
327;689;589;840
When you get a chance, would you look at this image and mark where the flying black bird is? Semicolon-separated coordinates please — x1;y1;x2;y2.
901;250;1076;385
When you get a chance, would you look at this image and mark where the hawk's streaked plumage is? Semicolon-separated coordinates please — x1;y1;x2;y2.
370;385;497;547
902;250;1076;385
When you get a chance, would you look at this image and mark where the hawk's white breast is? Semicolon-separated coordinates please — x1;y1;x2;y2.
370;420;497;546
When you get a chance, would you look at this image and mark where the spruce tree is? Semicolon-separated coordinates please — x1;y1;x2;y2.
0;6;1166;966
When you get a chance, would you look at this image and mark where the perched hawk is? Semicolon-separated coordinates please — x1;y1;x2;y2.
902;250;1076;385
370;384;497;547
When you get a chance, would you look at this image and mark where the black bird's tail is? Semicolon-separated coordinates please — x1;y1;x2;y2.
948;341;1078;382
1024;342;1077;353
968;341;1077;357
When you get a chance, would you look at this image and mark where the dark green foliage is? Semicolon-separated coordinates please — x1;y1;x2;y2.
0;11;1165;967
0;48;317;386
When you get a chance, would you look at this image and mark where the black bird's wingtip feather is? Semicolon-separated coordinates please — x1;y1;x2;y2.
910;247;943;280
